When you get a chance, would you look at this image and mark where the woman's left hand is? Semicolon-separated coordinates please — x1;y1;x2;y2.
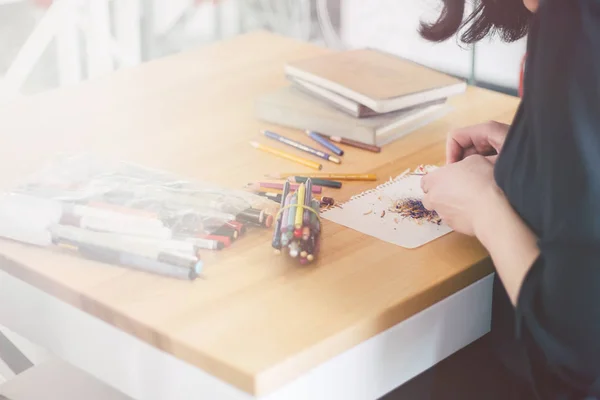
420;155;501;236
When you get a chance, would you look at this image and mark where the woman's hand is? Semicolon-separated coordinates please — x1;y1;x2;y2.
446;121;510;164
421;155;504;236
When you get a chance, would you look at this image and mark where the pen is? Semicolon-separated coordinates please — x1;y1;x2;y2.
262;130;341;164
51;224;194;260
57;240;201;280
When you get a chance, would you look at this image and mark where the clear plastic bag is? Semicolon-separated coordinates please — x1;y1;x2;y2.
0;154;277;279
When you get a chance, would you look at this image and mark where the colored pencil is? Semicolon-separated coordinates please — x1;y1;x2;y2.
310;199;321;233
245;182;323;194
305;130;344;156
280;193;292;234
272;181;290;250
272;187;322;264
282;193;298;245
262;130;341;164
287;176;342;189
294;183;306;230
289;241;300;258
265;172;377;181
303;178;313;226
250;141;322;170
320;135;381;153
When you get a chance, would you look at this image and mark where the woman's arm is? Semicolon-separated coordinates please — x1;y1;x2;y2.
473;186;539;306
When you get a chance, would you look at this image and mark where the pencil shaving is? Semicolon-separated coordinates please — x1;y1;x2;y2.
413;165;438;175
397;168;411;178
388;198;441;225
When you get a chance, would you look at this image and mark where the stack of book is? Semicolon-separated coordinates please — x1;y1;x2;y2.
256;48;467;147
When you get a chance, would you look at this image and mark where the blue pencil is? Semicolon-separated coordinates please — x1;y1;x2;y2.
282;193;297;246
306;130;344;156
262;129;341;164
303;178;312;226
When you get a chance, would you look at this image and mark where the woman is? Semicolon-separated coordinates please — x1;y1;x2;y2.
418;0;600;399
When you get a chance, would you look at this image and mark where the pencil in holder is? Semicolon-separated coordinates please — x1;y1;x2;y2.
271;179;322;264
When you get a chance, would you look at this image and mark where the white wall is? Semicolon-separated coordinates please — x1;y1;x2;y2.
474;37;526;89
340;0;526;90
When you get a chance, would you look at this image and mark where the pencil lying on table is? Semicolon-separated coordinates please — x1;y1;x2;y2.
320;135;382;153
250;141;323;170
286;176;342;189
305;130;344;156
265;172;377;181
262;130;341;164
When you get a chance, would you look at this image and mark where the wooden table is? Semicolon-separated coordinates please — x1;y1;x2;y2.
0;32;520;399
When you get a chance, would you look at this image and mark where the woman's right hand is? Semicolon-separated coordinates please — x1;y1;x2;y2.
446;121;510;164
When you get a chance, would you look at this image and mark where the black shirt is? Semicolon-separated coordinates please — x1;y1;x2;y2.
494;0;600;398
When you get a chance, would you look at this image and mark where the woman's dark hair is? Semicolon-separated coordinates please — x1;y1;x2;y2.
420;0;532;44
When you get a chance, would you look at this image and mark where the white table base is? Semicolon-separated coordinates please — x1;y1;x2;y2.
0;260;493;400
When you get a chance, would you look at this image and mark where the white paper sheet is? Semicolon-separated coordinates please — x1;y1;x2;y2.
321;169;453;249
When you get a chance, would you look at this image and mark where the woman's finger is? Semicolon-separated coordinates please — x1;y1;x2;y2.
446;121;507;164
422;193;433;210
446;134;471;164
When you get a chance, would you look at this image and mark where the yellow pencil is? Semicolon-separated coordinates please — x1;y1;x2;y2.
250;142;322;170
294;183;305;229
265;172;377;181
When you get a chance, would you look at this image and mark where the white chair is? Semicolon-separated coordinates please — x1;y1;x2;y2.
0;331;33;378
0;360;132;400
0;0;143;103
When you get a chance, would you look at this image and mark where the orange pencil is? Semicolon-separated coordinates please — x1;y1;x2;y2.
250;141;322;170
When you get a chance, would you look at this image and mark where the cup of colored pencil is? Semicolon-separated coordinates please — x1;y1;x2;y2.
271;179;321;264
